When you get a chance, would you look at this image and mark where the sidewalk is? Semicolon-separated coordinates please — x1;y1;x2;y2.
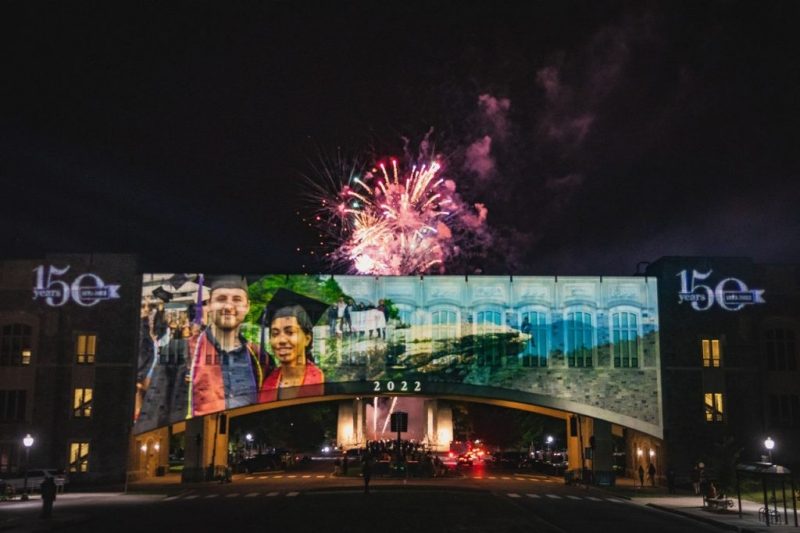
608;476;799;532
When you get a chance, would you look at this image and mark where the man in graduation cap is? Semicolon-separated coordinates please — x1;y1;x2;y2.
258;288;326;403
189;275;263;416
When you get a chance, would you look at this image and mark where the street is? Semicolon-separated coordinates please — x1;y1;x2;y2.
0;461;725;533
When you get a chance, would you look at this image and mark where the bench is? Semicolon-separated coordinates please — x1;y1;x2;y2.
703;495;734;511
759;506;782;524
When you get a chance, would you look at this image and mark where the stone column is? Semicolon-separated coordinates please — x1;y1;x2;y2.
181;414;229;483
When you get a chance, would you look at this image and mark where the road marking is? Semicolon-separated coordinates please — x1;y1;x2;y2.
526;493;541;498
266;492;279;497
302;475;311;478
258;476;268;479
184;495;199;500
545;494;561;499
164;496;181;501
245;492;259;497
488;476;497;479
607;498;626;503
566;495;581;500
514;478;526;481
315;475;326;478
286;491;299;497
288;475;297;478
586;496;602;501
501;477;511;480
225;493;239;498
245;476;254;480
273;475;284;479
204;494;219;498
507;493;521;498
472;476;483;480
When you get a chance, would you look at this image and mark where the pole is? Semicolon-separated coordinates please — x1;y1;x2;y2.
763;477;770;527
736;470;742;518
782;480;787;525
22;447;30;501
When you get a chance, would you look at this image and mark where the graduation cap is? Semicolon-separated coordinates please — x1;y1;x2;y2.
152;286;173;303
168;273;195;290
206;275;248;293
259;288;329;366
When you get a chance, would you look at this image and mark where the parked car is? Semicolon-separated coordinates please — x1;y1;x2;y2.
0;469;68;493
238;454;280;474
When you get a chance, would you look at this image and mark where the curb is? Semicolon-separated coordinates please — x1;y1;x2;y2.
647;503;762;533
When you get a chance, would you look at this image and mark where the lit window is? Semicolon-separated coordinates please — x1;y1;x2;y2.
704;392;724;422
76;334;96;364
431;309;459;365
73;388;93;418
764;329;797;371
701;339;721;368
69;442;90;473
0;324;32;366
566;312;593;368
520;311;548;367
612;312;639;368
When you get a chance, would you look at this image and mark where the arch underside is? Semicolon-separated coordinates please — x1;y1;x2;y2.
220;383;662;439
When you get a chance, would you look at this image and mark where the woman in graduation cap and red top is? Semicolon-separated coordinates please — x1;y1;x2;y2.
258;289;325;402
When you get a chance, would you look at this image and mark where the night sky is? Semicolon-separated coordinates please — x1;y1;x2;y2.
3;1;799;275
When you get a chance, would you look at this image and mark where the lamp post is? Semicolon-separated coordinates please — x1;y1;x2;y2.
245;433;253;459
22;434;34;501
764;437;775;464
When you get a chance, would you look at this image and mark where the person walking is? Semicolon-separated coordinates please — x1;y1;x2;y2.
40;476;56;519
637;465;645;488
648;463;656;487
666;468;676;494
362;454;373;494
691;464;701;495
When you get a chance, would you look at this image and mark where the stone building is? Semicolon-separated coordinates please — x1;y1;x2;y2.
0;254;140;484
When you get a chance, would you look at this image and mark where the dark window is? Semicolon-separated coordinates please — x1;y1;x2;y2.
0;390;27;421
765;329;797;371
0;324;32;366
768;394;800;428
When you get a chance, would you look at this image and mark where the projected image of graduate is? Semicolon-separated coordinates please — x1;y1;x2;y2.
259;288;327;402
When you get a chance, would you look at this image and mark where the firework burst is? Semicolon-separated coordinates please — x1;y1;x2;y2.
313;155;488;275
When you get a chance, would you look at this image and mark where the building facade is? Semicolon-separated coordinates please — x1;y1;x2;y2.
647;257;799;478
0;254;140;484
1;253;796;485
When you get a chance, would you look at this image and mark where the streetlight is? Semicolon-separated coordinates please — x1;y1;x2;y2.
245;433;253;458
22;434;34;501
764;437;775;464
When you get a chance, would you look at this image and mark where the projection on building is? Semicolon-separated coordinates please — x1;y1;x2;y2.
134;274;662;436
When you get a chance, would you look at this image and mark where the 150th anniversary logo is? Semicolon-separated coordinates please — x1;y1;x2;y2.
677;269;765;312
33;265;121;307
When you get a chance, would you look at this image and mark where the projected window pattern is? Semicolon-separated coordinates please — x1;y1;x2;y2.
566;312;593;368
612;312;639;368
520;311;547;367
476;308;504;366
